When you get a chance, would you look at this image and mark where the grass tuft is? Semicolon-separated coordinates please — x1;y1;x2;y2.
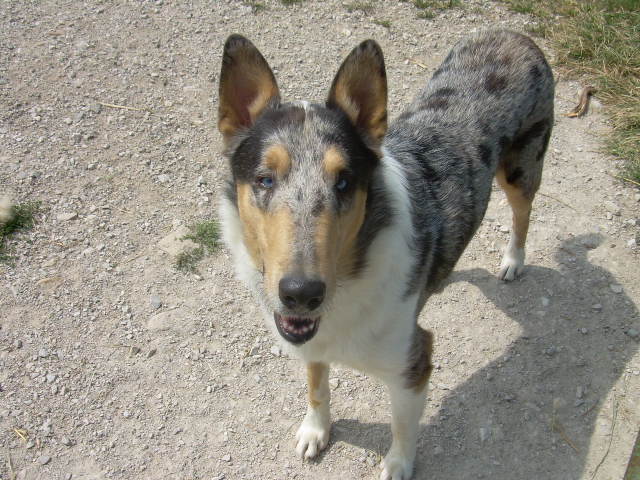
373;18;392;28
0;201;40;263
413;0;461;19
280;0;304;5
346;1;375;14
175;219;220;273
501;0;640;184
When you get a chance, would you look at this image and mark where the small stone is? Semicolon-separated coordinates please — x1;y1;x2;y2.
146;349;157;358
576;386;585;399
61;436;72;446
157;174;170;183
479;427;490;443
222;454;231;462
591;304;602;311
150;295;162;309
14;339;22;349
604;201;621;216
38;455;51;465
627;238;637;248
610;284;623;294
38;348;49;358
626;328;640;341
197;175;206;185
65;474;73;480
123;410;131;418
581;328;588;335
206;385;212;393
581;236;599;249
46;373;57;383
329;378;340;390
500;225;510;233
57;212;78;221
269;345;281;356
541;297;550;307
64;117;72;125
249;345;260;356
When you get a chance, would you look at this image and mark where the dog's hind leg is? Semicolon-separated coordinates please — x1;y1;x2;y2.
380;327;433;480
296;362;331;459
496;117;552;281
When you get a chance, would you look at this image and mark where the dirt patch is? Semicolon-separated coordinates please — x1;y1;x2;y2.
1;1;638;479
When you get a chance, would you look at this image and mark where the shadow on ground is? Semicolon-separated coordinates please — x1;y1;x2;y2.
332;234;638;479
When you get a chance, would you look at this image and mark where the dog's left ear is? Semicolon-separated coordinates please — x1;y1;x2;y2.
327;40;388;147
218;34;280;144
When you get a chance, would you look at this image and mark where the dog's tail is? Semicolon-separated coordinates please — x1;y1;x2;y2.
0;197;13;225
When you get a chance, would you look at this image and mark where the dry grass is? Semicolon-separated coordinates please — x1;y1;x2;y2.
502;0;640;183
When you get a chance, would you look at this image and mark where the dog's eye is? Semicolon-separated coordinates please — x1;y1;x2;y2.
335;177;349;192
256;176;274;189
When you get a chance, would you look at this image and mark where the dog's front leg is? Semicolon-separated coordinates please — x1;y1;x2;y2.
295;361;331;459
380;382;427;480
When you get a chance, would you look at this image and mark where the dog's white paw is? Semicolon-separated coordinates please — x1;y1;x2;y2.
379;450;414;480
295;416;330;459
498;246;525;281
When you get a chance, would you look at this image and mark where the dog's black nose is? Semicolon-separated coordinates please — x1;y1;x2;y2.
279;276;326;311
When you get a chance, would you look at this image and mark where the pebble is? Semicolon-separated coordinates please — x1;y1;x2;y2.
150;295;162;309
146;348;157;358
626;328;640;341
206;385;212;393
329;378;340;390
57;212;78;221
197;175;206;185
603;201;621;216
222;454;231;462
541;297;550;307
270;345;281;356
14;339;22;349
628;238;637;248
610;284;623;294
591;304;602;311
580;328;588;335
61;436;72;446
38;455;51;465
38;348;49;358
46;373;57;383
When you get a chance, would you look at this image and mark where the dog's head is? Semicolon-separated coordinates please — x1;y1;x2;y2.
218;35;387;345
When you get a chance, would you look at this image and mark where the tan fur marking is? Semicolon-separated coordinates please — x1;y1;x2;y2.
314;189;367;284
236;184;294;294
323;146;346;177
404;326;434;392
495;169;533;249
307;362;328;409
264;144;291;177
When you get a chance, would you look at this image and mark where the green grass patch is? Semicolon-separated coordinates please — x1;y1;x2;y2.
175;219;220;273
413;0;461;19
373;18;392;28
245;0;266;12
0;201;40;263
346;1;375;14
501;0;640;184
280;0;304;5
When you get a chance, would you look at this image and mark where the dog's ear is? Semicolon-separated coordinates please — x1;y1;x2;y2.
327;40;388;146
218;34;280;144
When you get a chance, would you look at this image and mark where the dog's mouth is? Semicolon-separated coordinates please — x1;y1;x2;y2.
274;313;320;344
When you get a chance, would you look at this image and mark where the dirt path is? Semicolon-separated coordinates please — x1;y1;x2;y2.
1;1;639;479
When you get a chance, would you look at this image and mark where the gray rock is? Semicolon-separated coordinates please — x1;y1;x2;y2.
38;455;51;465
57;212;78;221
270;345;281;357
150;295;162;309
626;328;640;341
46;373;57;383
61;436;72;446
610;284;623;294
38;348;49;358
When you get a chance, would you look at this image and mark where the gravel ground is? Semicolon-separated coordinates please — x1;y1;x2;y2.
1;1;639;479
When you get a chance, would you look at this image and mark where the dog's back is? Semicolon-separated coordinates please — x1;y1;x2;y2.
386;30;554;306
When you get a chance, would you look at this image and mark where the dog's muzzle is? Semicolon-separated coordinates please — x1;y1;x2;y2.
274;313;320;344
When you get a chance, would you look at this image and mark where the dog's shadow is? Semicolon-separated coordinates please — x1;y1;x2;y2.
332;234;638;479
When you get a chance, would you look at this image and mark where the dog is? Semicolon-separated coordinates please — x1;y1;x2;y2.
217;29;554;480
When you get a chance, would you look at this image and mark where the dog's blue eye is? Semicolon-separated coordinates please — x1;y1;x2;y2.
335;178;348;192
257;176;274;189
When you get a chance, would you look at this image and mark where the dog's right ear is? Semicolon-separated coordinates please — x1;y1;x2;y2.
218;34;280;144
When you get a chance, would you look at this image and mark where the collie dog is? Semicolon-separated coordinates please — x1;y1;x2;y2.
217;30;553;479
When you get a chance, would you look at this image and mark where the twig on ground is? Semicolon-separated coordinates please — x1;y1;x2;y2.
407;58;428;69
591;396;617;479
606;172;640;187
13;428;28;442
552;416;580;453
538;191;579;212
97;101;147;112
566;86;597;118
